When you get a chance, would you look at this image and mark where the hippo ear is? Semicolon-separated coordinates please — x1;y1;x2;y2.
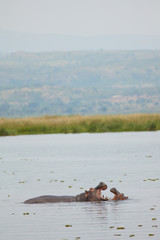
85;190;89;194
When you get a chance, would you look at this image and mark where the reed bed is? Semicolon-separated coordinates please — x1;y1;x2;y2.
0;114;160;136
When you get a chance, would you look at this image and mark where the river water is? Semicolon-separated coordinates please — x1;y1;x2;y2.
0;132;160;240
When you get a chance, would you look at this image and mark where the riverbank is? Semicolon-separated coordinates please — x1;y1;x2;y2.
0;113;160;136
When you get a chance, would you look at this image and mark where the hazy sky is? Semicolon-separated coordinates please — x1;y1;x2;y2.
0;0;160;35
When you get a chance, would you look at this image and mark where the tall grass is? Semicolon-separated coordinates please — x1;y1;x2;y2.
0;114;160;136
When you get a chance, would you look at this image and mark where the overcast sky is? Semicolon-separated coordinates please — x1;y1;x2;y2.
0;0;160;36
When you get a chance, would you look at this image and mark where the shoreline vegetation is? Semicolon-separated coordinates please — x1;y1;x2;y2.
0;114;160;136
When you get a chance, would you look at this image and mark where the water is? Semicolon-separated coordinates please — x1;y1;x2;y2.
0;132;160;240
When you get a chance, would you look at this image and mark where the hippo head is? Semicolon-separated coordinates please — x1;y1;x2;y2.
110;187;128;200
85;188;106;201
75;182;107;202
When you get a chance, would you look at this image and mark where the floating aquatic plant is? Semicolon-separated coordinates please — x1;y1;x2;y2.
152;218;157;220
68;186;72;188
117;227;125;230
129;235;135;237
109;226;114;229
148;178;159;181
65;225;72;227
143;178;159;182
138;225;143;227
149;234;155;236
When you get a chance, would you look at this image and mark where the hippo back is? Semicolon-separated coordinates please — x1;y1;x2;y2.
24;195;76;204
75;192;88;201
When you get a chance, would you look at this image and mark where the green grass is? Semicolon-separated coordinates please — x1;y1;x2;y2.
0;114;160;136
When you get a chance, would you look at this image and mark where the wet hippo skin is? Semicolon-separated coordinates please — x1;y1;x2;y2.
24;189;106;204
24;182;108;204
24;183;128;204
24;195;76;204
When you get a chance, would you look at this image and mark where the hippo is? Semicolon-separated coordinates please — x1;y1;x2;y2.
110;187;128;200
24;183;128;204
87;184;128;201
24;182;108;204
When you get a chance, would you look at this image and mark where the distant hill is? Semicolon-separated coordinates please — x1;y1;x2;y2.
0;50;160;117
0;30;160;52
